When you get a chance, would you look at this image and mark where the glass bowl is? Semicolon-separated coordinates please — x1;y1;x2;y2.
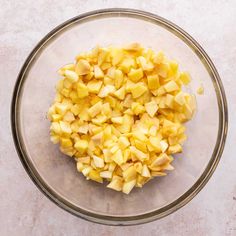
11;9;228;225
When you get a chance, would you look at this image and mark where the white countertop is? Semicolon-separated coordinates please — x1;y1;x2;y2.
0;0;235;235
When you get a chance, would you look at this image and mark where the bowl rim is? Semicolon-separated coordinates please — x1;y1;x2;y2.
11;8;228;226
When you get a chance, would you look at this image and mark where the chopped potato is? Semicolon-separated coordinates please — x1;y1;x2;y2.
48;43;196;194
197;84;204;95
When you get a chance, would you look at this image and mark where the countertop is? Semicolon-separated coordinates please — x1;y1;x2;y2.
0;0;235;235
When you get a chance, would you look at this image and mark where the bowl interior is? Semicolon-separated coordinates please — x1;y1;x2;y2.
16;11;221;220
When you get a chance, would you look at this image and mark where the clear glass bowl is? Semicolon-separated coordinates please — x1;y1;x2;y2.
11;9;228;225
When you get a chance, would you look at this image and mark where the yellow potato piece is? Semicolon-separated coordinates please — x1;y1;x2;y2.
122;179;136;194
87;80;103;93
164;81;179;92
94;65;104;79
145;101;158;117
74;140;88;154
179;72;191;85
128;68;143;82
75;59;91;75
147;74;159;90
130;82;147;98
77;82;89;98
197;84;204;95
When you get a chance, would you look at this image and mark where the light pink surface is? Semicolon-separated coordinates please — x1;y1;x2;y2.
0;0;235;235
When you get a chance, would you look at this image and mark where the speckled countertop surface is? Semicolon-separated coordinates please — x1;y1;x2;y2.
0;0;235;235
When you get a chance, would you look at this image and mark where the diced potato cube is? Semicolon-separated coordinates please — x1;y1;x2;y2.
97;48;109;65
103;125;112;140
101;62;111;70
131;102;145;115
175;91;186;105
134;162;142;174
77;82;89;98
168;60;178;76
132;131;147;142
78;108;90;121
128;68;143;82
151;153;170;167
165;94;174;108
130;82;147;98
113;86;125;100
98;85;115;98
110;144;119;154
87;80;103;93
119;58;136;73
160;140;168;153
100;171;112;179
123;166;137;181
114;69;124;89
92;155;104;168
141;165;151;177
197;84;204;95
111;48;124;65
77;162;84;171
125;79;135;92
94;65;104;79
63;111;75;122
179;72;191;85
51;114;62;122
59;121;72;135
107;176;123;191
88;170;103;183
91;132;103;146
108;162;117;172
58;64;75;76
123;148;131;162
75;59;91;75
74;140;88;153
50;122;61;134
168;144;182;154
163;164;174;171
147;74;159;90
64;70;78;83
55;103;68;115
122;179;136;194
84;72;94;81
157;63;169;77
152;51;165;64
145;101;158;117
149;136;161;152
77;156;90;164
60;138;73;148
164;81;179;92
149;125;158;136
123;94;133;108
112;149;124;165
82;166;92;177
137;56;154;71
78;124;89;134
118;136;130;150
134;139;147;153
130;146;147;161
88;101;102;117
92;114;107;125
157;86;166;96
103;149;112;163
111;116;123;124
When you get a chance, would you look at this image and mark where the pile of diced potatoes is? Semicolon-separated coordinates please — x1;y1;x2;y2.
48;43;196;194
